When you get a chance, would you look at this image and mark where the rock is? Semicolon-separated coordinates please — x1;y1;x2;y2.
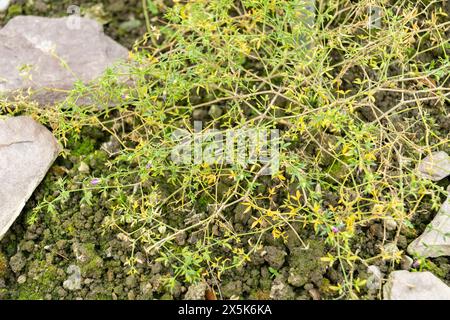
262;246;286;269
72;243;103;278
0;116;60;239
0;0;10;12
407;189;450;258
308;288;321;300
101;136;121;156
366;265;383;291
382;242;401;260
400;255;414;270
17;274;26;284
184;281;207;300
125;275;137;288
0;16;128;105
417;151;450;181
9;252;26;274
384;216;397;231
78;161;90;174
21;240;35;253
383;271;450;300
140;282;153;300
63;265;82;291
270;277;295;300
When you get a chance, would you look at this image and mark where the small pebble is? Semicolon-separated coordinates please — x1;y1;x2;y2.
366;265;383;291
384;217;397;231
400;255;413;270
17;275;27;284
78;161;90;174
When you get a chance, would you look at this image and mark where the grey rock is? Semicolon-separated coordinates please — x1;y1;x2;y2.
366;265;383;291
382;242;400;260
140;282;153;300
127;291;136;300
78;161;90;174
9;252;26;274
184;281;207;300
72;243;103;278
270;277;295;300
384;216;398;231
17;274;26;284
407;188;450;258
0;116;60;239
417;151;450;181
125;275;137;288
0;16;128;105
383;271;450;300
100;136;121;156
63;265;82;291
400;255;414;270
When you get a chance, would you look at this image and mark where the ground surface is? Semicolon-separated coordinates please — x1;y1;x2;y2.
0;0;449;300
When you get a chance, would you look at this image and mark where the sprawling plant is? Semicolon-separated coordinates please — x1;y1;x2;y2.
2;0;449;298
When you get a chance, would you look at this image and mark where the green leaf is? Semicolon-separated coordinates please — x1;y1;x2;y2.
147;0;159;15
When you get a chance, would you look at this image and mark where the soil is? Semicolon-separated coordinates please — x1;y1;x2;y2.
0;0;449;300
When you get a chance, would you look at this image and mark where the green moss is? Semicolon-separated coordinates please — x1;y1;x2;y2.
249;289;271;300
17;263;59;300
71;138;96;157
7;4;23;18
73;243;104;278
5;241;17;256
424;260;447;278
287;240;326;287
82;255;104;278
160;293;173;300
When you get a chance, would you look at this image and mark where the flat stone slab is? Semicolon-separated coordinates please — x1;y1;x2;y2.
383;271;450;300
407;187;450;258
0;16;128;105
417;151;450;181
0;116;60;239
